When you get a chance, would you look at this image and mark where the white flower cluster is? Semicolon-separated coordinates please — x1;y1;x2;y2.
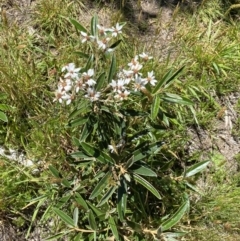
53;20;157;104
54;52;156;105
54;63;101;104
81;23;124;52
109;53;155;101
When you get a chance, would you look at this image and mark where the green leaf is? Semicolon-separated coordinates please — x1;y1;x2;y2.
85;54;94;71
126;220;142;232
0;111;7;122
97;186;117;207
161;93;193;105
151;95;160;120
80;142;114;164
45;232;70;241
52;208;75;227
88;210;97;230
185;160;210;177
87;201;104;217
69;18;88;33
109;40;122;49
108;54;116;83
153;66;185;94
0;104;13;111
75;193;88;210
56;195;71;209
161;198;190;232
117;179;127;221
69;100;90;119
95;72;106;91
91;14;98;37
133;174;161;199
71;151;92;159
75;51;89;59
89;171;111;199
109;216;119;240
69;118;88;128
73;207;79;227
49;165;62;178
127;141;164;167
132;166;157;177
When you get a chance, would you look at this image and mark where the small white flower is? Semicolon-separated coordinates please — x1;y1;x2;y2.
86;78;96;87
97;37;110;50
85;88;101;102
108;145;115;153
128;55;139;68
139;52;153;61
110;79;126;92
62;63;80;79
97;24;107;36
130;62;143;75
114;89;130;101
53;90;70;104
82;69;94;81
134;76;147;91
145;71;157;86
58;78;72;92
75;77;85;93
80;31;95;43
108;23;123;37
122;69;134;83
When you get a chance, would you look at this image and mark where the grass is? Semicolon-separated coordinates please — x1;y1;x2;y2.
0;0;239;240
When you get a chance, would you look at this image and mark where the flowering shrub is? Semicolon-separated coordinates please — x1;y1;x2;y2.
44;15;209;241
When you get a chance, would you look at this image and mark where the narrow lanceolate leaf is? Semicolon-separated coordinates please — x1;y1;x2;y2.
73;207;79;227
109;216;119;240
91;14;98;37
75;193;88;210
107;54;116;83
153;66;185;94
97;186;117;207
69;18;88;33
52;208;75;227
161;198;190;232
185;160;210;178
89;171;111;199
132;166;157;177
126;220;142;232
117;179;127;222
69;118;88;128
161;93;193;105
151;95;160;120
85;54;94;71
128;141;164;167
88;210;97;230
80;142;114;164
49;165;61;178
95;72;106;91
133;174;161;200
87;201;104;217
0;111;7;122
109;40;122;49
75;51;89;59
